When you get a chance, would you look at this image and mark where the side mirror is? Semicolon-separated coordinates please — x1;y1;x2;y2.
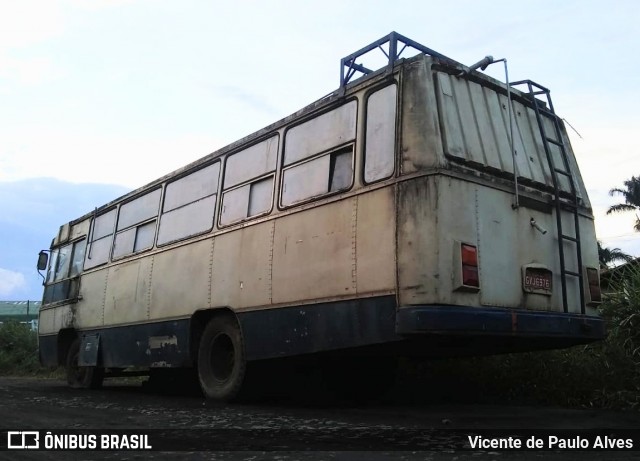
37;251;49;271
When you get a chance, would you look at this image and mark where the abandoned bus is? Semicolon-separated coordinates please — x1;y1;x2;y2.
37;32;604;401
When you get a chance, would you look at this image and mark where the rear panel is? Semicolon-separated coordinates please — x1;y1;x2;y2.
397;55;600;319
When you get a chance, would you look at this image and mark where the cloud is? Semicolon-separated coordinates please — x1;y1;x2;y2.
0;2;65;50
0;268;27;297
0;128;225;188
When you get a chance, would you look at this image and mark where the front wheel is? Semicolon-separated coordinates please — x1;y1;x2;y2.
197;315;246;401
66;338;104;389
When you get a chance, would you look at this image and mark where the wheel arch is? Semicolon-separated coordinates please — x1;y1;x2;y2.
57;328;78;367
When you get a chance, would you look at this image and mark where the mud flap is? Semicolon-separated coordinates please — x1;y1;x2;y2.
79;333;100;366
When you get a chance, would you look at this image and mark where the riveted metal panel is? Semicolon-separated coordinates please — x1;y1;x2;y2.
104;258;153;325
356;187;396;295
150;238;212;319
272;199;355;304
211;222;272;309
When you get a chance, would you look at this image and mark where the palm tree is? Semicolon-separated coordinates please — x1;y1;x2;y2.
607;176;640;232
597;241;634;269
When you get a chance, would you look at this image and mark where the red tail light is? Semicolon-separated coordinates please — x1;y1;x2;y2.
461;244;479;288
586;267;602;304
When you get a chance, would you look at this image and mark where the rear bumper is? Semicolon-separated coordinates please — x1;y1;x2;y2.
396;305;605;343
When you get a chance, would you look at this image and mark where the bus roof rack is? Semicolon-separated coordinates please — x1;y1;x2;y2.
339;31;456;90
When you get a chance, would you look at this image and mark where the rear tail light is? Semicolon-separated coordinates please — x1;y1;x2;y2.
586;267;602;304
461;243;479;288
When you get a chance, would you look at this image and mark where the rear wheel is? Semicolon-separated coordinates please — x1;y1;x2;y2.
197;315;246;401
66;338;104;389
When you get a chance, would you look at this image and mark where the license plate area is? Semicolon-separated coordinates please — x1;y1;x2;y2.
522;266;552;296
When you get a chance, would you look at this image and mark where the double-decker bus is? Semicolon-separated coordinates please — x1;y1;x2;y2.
37;32;604;401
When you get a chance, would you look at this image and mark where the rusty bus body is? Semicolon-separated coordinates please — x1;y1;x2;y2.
38;33;604;400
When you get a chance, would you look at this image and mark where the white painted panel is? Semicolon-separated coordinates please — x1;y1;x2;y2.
104;258;152;325
151;239;211;319
284;101;357;165
211;223;272;309
272;199;354;303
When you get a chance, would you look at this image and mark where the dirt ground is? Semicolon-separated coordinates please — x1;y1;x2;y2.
0;376;639;460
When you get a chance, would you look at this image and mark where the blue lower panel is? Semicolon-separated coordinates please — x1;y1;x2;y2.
39;320;192;368
239;296;400;361
396;305;605;343
97;319;191;367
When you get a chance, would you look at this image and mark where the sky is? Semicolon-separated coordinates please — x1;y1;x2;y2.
1;1;639;273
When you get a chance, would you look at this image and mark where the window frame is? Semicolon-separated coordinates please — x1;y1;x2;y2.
217;135;279;229
84;207;117;270
279;143;355;209
362;82;398;185
218;172;276;228
278;99;358;210
157;161;221;247
111;187;162;261
42;237;87;305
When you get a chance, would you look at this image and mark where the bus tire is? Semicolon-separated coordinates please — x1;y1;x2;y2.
66;338;104;389
197;315;246;401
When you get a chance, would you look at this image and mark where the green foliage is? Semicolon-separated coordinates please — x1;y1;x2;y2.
0;321;42;375
607;175;640;232
597;240;634;269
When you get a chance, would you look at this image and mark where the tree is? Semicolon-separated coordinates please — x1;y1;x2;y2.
607;176;640;232
597;241;634;269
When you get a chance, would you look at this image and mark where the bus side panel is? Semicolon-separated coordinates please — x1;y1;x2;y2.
211;221;273;310
75;269;108;328
150;238;213;319
396;175;440;306
103;257;153;325
355;187;396;296
272;198;355;304
38;307;57;336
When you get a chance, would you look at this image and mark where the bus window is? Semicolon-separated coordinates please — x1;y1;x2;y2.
84;209;116;269
284;101;357;166
69;239;86;277
157;162;220;245
53;244;72;282
219;137;278;227
112;189;161;259
364;84;396;183
281;146;353;207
